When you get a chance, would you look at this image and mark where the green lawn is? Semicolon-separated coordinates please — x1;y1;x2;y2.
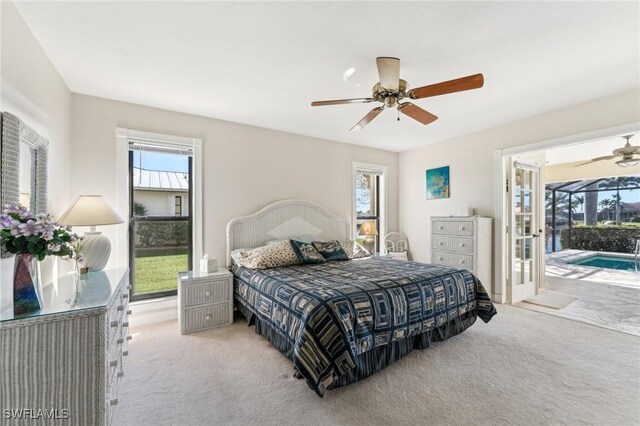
134;253;188;294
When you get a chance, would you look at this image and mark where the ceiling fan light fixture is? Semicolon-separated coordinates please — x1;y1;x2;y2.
616;158;640;167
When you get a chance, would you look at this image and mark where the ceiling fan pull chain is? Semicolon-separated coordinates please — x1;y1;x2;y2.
397;107;400;121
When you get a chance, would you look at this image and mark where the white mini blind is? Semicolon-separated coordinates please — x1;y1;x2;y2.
356;167;384;176
129;139;194;156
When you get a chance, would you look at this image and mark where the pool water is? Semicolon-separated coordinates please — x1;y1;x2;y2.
573;255;638;272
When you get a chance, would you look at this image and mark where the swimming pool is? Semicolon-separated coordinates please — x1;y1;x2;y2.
572;255;639;272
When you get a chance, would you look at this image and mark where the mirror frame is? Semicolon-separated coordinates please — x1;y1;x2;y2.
1;112;49;258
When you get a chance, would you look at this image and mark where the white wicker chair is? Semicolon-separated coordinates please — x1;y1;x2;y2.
383;232;409;261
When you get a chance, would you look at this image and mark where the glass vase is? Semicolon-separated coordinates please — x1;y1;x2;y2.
13;253;42;315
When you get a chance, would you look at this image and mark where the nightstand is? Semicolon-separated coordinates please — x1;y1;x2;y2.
178;269;233;334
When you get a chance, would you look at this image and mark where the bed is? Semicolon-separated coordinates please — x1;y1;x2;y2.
227;199;496;397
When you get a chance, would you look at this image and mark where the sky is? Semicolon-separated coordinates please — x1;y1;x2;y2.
132;150;189;173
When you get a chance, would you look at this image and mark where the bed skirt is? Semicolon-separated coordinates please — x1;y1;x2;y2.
236;300;478;396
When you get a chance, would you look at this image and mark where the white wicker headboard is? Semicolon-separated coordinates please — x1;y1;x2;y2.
226;199;350;265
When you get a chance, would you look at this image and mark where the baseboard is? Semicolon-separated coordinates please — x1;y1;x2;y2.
129;296;177;328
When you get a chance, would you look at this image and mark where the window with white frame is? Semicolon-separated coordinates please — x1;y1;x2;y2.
353;162;387;254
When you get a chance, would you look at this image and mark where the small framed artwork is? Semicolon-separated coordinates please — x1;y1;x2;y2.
426;166;450;200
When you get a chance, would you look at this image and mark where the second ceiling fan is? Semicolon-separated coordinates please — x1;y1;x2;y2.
311;57;484;131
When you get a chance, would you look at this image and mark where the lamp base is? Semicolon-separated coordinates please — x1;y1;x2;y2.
81;232;111;271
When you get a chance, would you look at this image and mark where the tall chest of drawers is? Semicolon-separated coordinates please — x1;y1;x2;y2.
430;216;493;289
0;267;130;426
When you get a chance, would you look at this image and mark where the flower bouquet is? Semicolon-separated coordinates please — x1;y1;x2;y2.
0;204;81;314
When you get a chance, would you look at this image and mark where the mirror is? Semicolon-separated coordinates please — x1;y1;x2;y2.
19;145;33;210
0;112;49;258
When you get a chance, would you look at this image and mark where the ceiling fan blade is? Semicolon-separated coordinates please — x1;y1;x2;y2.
408;73;484;99
311;98;374;107
398;102;438;125
573;155;617;167
350;107;384;132
376;57;400;91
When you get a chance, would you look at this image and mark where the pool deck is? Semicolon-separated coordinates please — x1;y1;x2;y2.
517;250;640;336
546;250;639;288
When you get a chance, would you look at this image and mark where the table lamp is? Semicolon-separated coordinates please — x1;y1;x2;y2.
358;220;378;254
58;195;124;271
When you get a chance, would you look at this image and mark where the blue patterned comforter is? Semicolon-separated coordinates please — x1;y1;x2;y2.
233;258;496;396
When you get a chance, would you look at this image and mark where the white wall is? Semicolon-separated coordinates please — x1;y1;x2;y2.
0;1;73;312
134;190;189;217
399;89;640;296
70;94;399;269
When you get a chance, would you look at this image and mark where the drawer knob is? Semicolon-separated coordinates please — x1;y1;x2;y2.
439;226;444;230
117;371;124;378
439;257;443;261
122;322;129;328
460;260;465;264
117;338;124;344
110;398;119;406
460;244;466;248
461;227;466;230
110;360;118;367
110;321;118;328
126;310;132;315
205;291;211;297
122;294;129;300
439;241;443;246
122;350;129;357
127;335;133;341
205;314;212;321
117;305;124;311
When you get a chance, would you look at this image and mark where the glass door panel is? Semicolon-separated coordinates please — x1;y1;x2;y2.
508;159;541;304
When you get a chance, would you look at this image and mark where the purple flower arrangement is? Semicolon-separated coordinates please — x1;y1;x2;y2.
0;204;82;261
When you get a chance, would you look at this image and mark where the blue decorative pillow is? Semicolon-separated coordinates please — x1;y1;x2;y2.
312;240;349;261
290;240;327;264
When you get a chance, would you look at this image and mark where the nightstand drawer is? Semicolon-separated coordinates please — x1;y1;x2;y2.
432;220;474;236
432;250;474;270
184;281;230;307
184;303;230;332
432;236;474;254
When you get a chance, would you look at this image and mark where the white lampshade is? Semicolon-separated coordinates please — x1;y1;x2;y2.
359;220;379;236
59;195;123;272
58;195;124;226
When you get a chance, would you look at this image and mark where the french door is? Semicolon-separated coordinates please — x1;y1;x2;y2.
508;159;542;303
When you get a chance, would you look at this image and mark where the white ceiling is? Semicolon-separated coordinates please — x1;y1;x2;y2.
15;1;640;152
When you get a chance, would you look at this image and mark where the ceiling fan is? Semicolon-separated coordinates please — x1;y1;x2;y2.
311;57;484;131
574;135;640;168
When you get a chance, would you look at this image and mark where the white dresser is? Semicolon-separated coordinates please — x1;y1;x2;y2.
0;268;130;426
178;269;233;334
430;216;492;288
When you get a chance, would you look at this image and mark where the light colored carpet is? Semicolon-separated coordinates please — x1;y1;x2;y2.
114;305;640;426
524;291;576;309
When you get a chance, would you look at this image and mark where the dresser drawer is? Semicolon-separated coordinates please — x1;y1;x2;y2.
432;220;474;236
432;250;474;271
184;303;230;332
432;236;474;254
184;280;230;307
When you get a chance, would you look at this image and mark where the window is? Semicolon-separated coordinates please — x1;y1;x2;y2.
129;142;193;300
175;196;182;217
353;162;387;255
